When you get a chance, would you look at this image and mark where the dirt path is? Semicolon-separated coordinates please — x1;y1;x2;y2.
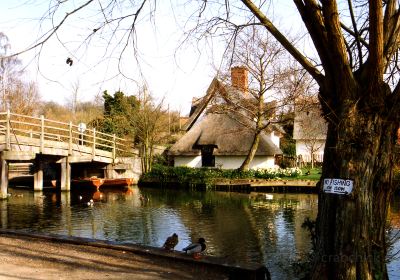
0;234;230;280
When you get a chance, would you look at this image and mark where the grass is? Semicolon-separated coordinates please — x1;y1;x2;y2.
298;167;322;181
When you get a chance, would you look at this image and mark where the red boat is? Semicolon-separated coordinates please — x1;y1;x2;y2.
102;178;135;188
71;177;135;191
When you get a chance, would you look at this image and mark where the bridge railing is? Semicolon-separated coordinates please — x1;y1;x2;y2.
0;111;134;159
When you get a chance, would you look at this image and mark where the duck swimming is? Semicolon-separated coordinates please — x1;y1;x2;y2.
162;233;179;251
182;237;206;259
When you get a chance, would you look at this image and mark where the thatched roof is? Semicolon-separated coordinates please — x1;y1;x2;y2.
293;105;327;140
169;113;282;156
182;78;225;131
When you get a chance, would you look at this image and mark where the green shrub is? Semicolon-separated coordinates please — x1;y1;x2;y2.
142;165;304;185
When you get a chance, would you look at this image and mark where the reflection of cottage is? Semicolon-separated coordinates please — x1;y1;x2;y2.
168;67;283;169
293;102;327;164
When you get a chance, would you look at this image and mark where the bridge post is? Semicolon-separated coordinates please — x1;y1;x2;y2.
33;161;43;191
68;122;73;155
92;128;96;157
40;115;44;153
0;156;8;199
60;157;71;191
6;110;10;150
112;134;116;161
105;164;113;179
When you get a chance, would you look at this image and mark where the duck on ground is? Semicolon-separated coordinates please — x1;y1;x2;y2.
87;199;94;206
162;233;179;251
182;237;206;259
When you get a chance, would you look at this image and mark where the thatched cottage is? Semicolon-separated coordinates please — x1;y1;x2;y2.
168;67;283;169
293;101;327;164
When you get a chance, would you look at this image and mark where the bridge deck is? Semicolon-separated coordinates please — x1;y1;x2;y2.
0;111;135;196
0;135;114;163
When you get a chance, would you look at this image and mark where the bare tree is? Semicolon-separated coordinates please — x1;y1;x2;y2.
7;81;41;116
213;27;304;170
131;86;169;173
0;32;24;111
235;1;400;279
67;80;81;121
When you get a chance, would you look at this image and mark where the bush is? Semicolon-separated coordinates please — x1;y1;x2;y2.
141;165;304;185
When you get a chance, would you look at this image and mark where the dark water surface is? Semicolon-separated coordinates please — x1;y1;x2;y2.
1;186;399;279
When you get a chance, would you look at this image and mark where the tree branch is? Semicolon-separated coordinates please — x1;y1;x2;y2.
6;0;94;58
293;0;331;75
368;0;384;83
240;0;324;85
347;0;363;67
383;1;400;67
320;0;354;83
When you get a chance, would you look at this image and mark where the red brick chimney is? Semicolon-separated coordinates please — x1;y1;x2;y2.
231;66;248;94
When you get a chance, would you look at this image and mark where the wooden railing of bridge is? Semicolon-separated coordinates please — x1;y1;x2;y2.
0;111;134;161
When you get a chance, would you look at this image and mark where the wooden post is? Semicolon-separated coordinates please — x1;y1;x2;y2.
105;164;113;179
60;157;71;191
1;196;8;226
33;161;43;191
5;110;10;150
112;134;116;162
69;122;72;155
0;156;8;199
92;128;96;157
40;115;44;153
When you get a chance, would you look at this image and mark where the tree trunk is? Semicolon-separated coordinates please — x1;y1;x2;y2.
311;85;396;279
311;152;314;169
239;130;261;171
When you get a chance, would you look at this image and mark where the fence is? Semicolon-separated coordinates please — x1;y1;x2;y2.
0;111;133;160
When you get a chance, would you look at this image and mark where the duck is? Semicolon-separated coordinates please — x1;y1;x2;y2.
162;233;179;251
87;199;94;206
182;237;206;259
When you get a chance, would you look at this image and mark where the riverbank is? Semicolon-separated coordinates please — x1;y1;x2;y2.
0;230;269;280
139;178;318;192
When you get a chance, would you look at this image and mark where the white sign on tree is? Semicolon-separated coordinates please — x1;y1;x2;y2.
323;178;354;195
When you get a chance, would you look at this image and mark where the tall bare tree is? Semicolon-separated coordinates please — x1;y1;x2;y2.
212;27;298;171
131;86;169;173
0;32;24;111
67;80;80;121
1;32;41;114
235;1;400;279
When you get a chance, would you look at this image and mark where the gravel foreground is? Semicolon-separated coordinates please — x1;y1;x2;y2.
0;233;231;280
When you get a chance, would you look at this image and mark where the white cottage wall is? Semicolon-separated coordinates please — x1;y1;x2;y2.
270;132;280;148
174;156;202;168
173;155;276;169
215;156;275;169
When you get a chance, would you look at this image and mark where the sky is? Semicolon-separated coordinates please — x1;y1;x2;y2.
0;1;301;116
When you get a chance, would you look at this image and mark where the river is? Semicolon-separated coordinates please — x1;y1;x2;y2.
1;186;399;279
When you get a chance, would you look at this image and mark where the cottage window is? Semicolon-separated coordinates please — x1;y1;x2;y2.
201;145;215;167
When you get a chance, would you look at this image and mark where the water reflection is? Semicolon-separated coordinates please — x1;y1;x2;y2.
1;186;399;279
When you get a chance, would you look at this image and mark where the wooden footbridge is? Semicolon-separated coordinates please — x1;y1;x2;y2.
0;111;136;198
